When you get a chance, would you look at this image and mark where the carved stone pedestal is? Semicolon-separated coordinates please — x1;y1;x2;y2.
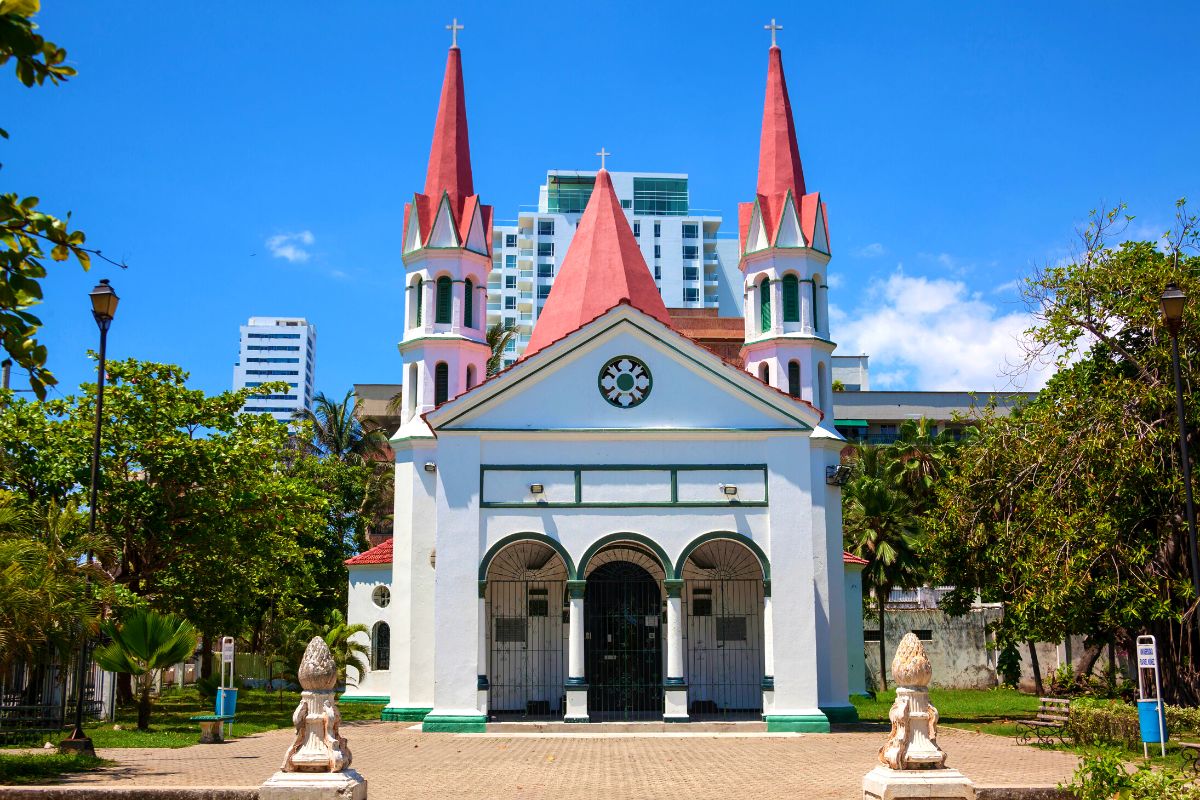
260;769;367;800
862;766;974;800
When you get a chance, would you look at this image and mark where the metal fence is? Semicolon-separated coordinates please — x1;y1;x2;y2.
585;562;664;721
684;579;764;719
486;579;567;720
0;653;110;744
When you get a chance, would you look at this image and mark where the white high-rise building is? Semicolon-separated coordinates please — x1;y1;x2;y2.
232;316;316;422
489;170;742;366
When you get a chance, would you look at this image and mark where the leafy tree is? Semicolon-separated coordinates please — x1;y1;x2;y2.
486;321;519;377
0;1;115;398
322;609;369;687
928;202;1200;702
93;610;197;730
294;390;387;464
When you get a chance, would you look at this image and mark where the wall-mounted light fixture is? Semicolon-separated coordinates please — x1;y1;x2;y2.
529;483;545;494
423;462;437;473
720;484;738;497
826;464;852;486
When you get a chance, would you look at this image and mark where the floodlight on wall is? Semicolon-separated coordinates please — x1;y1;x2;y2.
720;484;738;497
423;462;437;472
530;483;545;494
826;464;852;486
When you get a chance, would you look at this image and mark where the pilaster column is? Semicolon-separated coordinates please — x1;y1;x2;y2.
451;280;464;334
476;585;489;713
564;580;588;722
663;579;688;722
423;279;436;333
762;583;775;716
800;280;813;334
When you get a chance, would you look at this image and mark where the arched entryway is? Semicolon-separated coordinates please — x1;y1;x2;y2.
483;539;570;720
679;537;767;719
582;542;667;720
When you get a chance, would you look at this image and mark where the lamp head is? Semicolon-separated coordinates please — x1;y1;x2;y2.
89;279;119;330
1161;283;1187;332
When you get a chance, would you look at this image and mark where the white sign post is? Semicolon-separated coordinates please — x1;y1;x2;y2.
1136;635;1166;758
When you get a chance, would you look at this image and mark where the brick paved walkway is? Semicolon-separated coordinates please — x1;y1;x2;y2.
23;722;1081;799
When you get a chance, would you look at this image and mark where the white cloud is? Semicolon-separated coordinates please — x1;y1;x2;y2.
854;242;886;258
991;279;1021;294
837;269;1053;392
826;273;844;290
266;230;315;263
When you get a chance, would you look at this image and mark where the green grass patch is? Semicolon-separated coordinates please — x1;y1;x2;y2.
0;752;109;785
851;686;1041;734
21;687;386;750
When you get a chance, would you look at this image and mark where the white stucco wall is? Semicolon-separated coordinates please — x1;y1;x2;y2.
345;563;392;699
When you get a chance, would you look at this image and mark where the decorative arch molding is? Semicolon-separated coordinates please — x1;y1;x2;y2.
674;531;771;584
577;532;674;580
478;532;577;581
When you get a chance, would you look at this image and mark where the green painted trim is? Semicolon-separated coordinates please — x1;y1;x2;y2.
663;715;692;723
663;677;687;688
382;707;432;722
574;469;582;503
765;714;830;733
483;463;769;472
675;532;771;583
741;333;837;349
422;714;488;733
564;679;589;689
670;470;678;503
482;500;768;509
564;716;590;723
431;315;812;429
761;676;775;691
478;580;488;598
455;427;802;434
339;695;388;704
477;675;489;690
820;705;859;724
479;532;578;580
399;335;490;351
663;579;684;598
763;579;772;597
566;580;586;599
578;532;675;579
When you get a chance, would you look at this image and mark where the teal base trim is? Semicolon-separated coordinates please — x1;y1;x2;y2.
765;713;830;733
820;705;859;723
564;716;590;723
422;714;488;733
381;706;432;722
339;695;389;705
663;715;691;723
663;678;687;688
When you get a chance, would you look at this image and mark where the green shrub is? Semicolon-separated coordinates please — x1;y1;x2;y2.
1065;750;1200;800
1068;699;1142;751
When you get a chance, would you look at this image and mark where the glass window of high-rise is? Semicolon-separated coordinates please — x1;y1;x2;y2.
538;219;554;236
653;244;661;259
682;245;699;260
537;263;554;277
505;254;516;269
537;242;554;257
634;178;688;216
654;221;661;238
684;288;700;302
683;223;699;239
547;175;595;214
505;275;517;289
505;234;517;248
633;221;641;237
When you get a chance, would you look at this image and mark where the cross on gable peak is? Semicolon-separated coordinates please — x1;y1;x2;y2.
764;18;783;47
596;147;611;170
446;17;464;48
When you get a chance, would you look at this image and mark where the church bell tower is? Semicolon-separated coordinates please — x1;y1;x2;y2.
739;25;835;425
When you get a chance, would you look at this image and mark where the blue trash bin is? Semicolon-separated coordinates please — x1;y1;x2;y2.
216;687;239;718
1137;698;1167;743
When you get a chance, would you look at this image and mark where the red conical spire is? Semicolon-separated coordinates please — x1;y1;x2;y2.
757;45;805;201
423;45;474;206
525;169;672;357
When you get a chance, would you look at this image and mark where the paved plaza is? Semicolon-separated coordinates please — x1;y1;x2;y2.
16;722;1080;799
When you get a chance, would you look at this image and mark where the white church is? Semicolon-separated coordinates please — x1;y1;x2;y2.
343;26;868;733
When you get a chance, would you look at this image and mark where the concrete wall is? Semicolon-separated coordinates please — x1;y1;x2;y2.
345;563;393;698
863;607;1002;690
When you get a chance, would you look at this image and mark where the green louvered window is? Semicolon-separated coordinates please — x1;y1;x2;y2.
414;277;423;325
788;361;801;397
464;278;474;328
759;278;772;333
436;276;452;324
434;362;449;405
783;275;800;322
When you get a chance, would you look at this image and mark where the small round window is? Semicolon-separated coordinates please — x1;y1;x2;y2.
372;586;391;608
598;355;652;408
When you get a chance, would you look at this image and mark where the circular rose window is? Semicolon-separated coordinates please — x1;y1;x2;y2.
598;356;652;408
372;586;391;608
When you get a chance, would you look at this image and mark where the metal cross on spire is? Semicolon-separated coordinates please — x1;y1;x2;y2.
764;18;783;47
446;17;464;48
596;147;610;170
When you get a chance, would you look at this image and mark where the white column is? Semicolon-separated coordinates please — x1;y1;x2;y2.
450;280;464;334
663;580;688;721
763;592;775;680
476;593;488;713
800;279;813;334
423;280;436;333
564;580;588;722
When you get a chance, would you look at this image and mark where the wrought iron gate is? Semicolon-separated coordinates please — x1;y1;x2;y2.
487;579;566;720
684;578;764;719
586;561;663;720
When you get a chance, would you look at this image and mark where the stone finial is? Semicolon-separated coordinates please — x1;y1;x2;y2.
281;636;352;774
298;636;338;692
879;633;946;770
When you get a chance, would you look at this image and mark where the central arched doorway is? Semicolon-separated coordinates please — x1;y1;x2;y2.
585;548;665;720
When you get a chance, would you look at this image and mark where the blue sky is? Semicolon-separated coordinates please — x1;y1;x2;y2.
7;1;1199;399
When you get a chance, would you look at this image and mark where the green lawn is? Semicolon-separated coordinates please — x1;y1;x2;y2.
851;687;1042;737
17;688;386;750
0;753;109;785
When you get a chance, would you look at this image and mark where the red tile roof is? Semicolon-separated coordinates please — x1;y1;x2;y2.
524;169;672;357
345;537;393;566
843;551;869;565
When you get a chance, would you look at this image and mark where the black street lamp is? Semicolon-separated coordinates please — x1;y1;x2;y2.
1161;283;1199;603
59;279;119;756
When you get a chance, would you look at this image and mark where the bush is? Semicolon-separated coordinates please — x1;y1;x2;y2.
1065;750;1200;800
1069;699;1142;751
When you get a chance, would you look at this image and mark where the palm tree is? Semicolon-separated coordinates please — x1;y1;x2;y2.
485;321;520;377
93;610;198;730
323;610;369;687
843;444;924;691
293;390;387;464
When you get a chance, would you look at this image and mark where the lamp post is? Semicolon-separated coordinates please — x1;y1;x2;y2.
60;279;119;756
1161;283;1199;602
